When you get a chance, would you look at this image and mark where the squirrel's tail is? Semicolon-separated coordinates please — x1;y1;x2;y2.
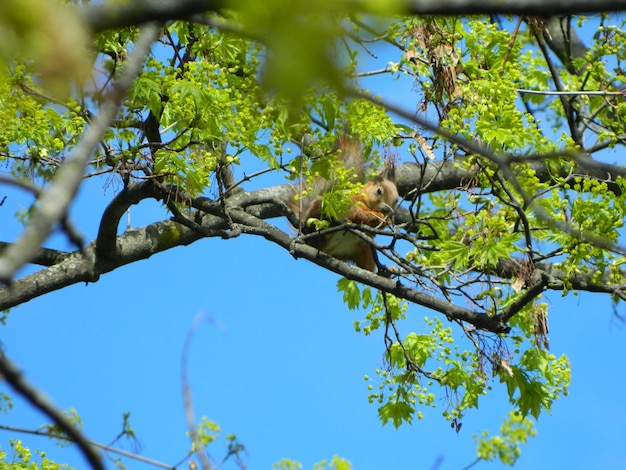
334;135;369;183
288;136;367;228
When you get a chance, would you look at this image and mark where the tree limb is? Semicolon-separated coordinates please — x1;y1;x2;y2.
80;0;224;32
0;425;179;470
0;353;105;470
96;181;165;259
0;189;512;332
79;0;626;35
0;243;70;267
237;211;514;333
2;151;625;314
541;17;588;76
403;0;626;15
0;23;161;284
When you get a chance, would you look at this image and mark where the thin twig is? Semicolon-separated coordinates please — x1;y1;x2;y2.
182;313;213;470
0;175;42;196
516;88;625;96
0;424;180;470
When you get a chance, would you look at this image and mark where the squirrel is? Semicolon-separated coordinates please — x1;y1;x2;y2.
290;136;399;272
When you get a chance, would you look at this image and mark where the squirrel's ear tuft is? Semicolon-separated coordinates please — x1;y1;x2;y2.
379;158;396;182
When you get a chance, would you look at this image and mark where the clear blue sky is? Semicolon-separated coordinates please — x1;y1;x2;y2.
2;14;626;470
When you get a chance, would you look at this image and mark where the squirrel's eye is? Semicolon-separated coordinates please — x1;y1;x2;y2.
376;188;383;196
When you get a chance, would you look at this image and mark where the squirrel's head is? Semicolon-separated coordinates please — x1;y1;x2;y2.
363;163;399;214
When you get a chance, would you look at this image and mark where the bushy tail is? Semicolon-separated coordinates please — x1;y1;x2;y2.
288;136;368;229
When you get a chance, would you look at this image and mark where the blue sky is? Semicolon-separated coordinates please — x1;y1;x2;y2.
2;13;626;470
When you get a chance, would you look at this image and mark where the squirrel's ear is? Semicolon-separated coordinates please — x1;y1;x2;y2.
379;159;396;182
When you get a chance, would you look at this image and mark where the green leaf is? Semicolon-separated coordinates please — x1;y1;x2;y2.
378;401;414;428
337;278;361;310
440;240;470;268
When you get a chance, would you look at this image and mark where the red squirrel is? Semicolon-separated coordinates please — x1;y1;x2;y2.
291;136;398;272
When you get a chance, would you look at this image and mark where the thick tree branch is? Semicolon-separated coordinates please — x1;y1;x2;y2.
80;0;224;32
175;156;623;227
537;262;626;295
80;0;626;35
0;218;217;311
96;181;166;259
1;194;622;335
500;259;626;299
220;207;512;333
0;243;70;267
397;157;624;198
2;183;513;333
0;23;160;284
3;152;625;313
403;0;626;15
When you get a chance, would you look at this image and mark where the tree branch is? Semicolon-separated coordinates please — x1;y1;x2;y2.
0;243;70;267
80;0;224;32
541;17;588;76
3;154;625;314
0;23;161;284
402;0;626;15
495;258;626;299
0;189;511;332
79;0;626;36
398;157;624;198
0;425;179;470
96;181;165;259
0;212;233;311
223;207;512;334
0;353;105;470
